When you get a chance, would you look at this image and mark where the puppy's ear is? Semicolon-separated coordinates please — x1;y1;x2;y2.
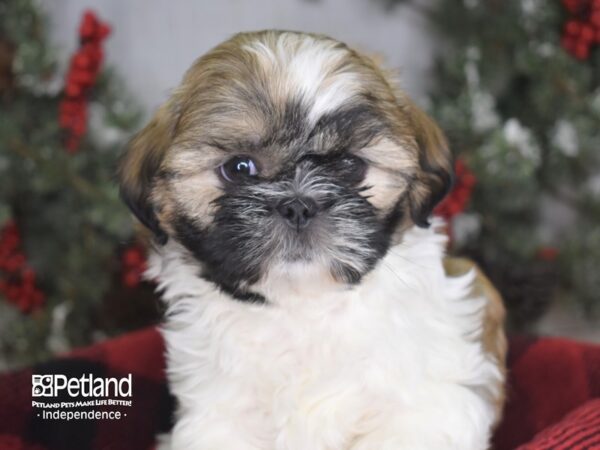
405;99;453;228
118;104;175;245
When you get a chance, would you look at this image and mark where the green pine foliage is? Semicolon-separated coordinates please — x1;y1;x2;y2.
0;0;142;368
405;0;600;326
2;0;599;368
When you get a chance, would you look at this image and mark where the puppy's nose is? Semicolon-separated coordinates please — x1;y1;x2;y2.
276;196;318;230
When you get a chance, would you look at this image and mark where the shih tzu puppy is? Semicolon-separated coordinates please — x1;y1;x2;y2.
118;30;506;449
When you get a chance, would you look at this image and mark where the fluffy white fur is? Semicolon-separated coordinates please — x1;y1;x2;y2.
149;222;503;450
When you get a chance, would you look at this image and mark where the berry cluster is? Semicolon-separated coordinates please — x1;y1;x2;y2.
59;11;110;152
434;158;477;221
0;220;45;313
561;0;600;60
121;245;148;288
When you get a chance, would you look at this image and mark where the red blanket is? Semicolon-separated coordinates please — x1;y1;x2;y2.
0;328;598;450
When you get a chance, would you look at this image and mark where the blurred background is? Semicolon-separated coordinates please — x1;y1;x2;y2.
1;0;599;370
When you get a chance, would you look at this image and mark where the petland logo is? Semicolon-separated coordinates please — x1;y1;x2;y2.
32;374;132;398
31;374;133;420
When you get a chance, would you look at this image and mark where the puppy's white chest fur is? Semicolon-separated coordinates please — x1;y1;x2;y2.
151;226;503;450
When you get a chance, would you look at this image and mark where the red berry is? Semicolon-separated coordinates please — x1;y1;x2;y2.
22;269;35;283
123;247;144;266
123;271;140;288
98;24;111;39
79;12;97;39
65;83;82;97
581;24;595;42
574;41;590;59
73;53;91;69
10;254;25;272
562;0;579;13
565;20;582;36
74;71;96;86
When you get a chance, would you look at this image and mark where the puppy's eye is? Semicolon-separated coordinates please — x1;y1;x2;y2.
339;154;367;183
219;156;259;182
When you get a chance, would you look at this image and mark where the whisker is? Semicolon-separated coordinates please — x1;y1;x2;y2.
380;260;411;289
387;248;437;272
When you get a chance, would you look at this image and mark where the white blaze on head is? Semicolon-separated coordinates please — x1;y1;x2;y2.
243;32;362;125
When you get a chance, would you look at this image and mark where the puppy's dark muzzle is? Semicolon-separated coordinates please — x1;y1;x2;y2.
276;196;319;230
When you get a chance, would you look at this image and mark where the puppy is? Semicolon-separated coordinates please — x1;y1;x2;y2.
118;30;506;450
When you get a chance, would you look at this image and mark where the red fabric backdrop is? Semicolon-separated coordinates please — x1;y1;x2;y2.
1;328;598;450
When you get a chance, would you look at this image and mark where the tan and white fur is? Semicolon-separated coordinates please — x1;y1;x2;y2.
119;30;506;450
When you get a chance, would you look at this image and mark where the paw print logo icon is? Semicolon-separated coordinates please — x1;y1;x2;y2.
32;375;54;397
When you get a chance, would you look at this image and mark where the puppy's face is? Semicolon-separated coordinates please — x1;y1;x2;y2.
119;31;452;301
